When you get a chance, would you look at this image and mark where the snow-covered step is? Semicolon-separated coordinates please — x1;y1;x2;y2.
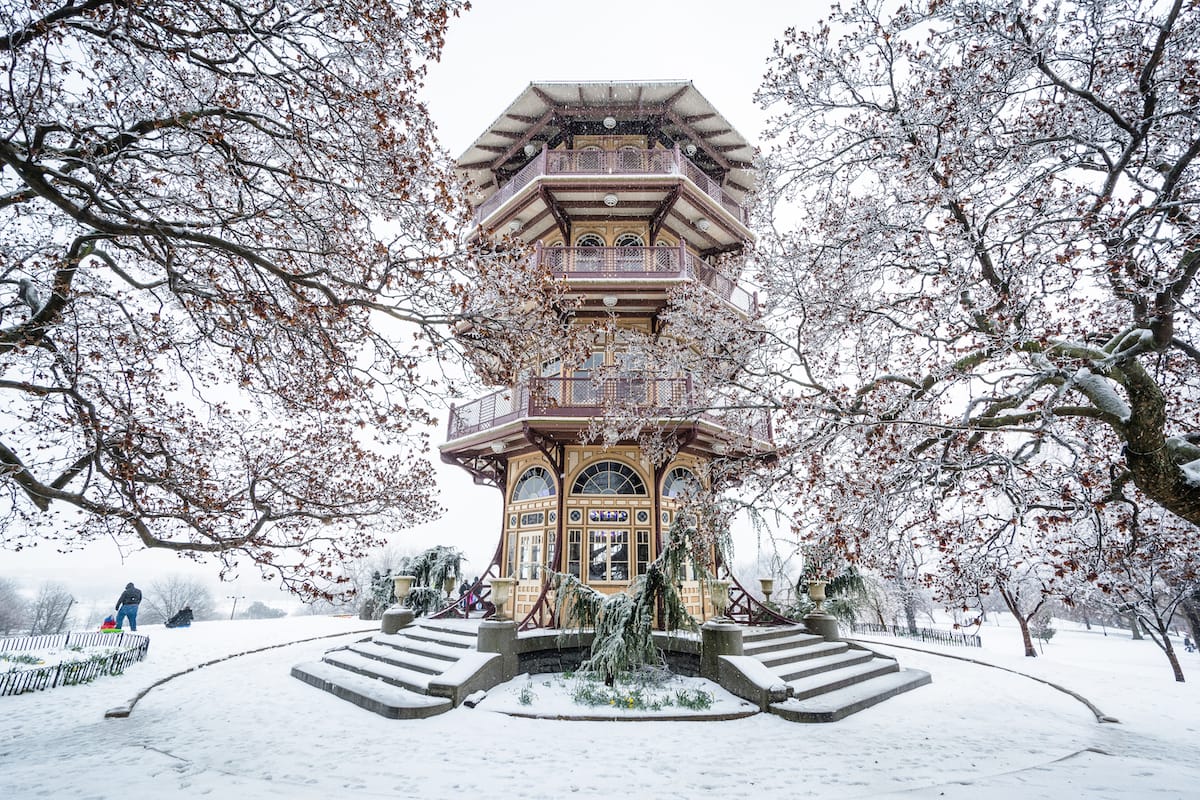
770;668;932;723
347;641;453;675
786;657;900;700
375;631;469;661
754;640;848;667
291;661;453;719
323;649;436;692
742;631;826;657
402;626;478;650
771;648;875;682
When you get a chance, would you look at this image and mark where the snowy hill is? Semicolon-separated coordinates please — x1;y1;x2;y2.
2;614;1199;798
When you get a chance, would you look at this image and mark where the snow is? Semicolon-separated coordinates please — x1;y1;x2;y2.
1181;458;1200;486
2;614;1200;798
1072;368;1132;423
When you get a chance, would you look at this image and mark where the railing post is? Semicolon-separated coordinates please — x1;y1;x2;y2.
534;240;543;270
678;240;688;279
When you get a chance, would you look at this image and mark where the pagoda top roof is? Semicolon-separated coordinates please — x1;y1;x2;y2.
456;80;756;207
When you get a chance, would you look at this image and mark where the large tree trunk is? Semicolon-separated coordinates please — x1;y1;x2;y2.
902;590;919;635
1181;598;1200;646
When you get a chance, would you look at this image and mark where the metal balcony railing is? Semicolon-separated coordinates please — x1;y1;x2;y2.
446;375;773;446
536;243;756;314
472;145;749;226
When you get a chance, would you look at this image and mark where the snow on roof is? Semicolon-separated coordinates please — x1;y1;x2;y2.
456;80;756;205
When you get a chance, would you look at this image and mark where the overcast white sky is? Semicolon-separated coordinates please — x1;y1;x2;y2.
4;1;830;616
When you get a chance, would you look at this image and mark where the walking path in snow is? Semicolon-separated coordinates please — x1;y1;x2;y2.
1;614;1197;798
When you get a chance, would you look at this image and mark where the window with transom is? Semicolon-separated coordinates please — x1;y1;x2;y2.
663;467;700;498
572;461;647;495
512;466;555;502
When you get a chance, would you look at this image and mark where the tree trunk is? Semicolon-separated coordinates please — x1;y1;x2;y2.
1129;613;1144;640
1181;598;1200;647
998;586;1037;657
1163;633;1186;682
903;595;919;635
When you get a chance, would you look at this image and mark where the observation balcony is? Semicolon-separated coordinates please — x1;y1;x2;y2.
535;242;755;314
473;145;750;229
444;375;773;454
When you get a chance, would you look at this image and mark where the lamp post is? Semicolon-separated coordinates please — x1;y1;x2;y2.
227;595;246;620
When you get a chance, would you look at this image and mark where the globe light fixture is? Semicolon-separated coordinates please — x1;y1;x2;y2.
603;193;619;207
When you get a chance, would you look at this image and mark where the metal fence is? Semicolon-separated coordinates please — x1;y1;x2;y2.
0;632;151;696
849;622;981;648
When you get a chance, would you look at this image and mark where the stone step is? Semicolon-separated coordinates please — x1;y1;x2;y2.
741;625;810;645
290;661;453;719
770;668;932;723
771;648;875;682
323;649;435;693
372;632;466;662
400;626;477;650
742;632;827;657
347;641;453;676
786;657;900;700
753;640;847;666
410;619;480;641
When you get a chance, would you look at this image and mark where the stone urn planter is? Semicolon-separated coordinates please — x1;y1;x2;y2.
708;579;732;621
807;580;828;613
804;580;838;641
490;577;516;621
381;574;417;634
759;578;775;605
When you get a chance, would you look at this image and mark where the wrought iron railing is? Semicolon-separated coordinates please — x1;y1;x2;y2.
473;145;750;225
535;243;756;314
0;632;151;696
848;622;982;648
446;375;773;445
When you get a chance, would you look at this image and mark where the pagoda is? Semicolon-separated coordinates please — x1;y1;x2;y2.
441;81;773;626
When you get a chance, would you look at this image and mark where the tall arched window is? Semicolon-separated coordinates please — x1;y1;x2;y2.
512;466;556;501
572;461;647;495
662;467;700;498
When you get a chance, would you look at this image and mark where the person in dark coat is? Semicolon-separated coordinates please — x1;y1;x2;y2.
165;606;194;628
115;582;142;632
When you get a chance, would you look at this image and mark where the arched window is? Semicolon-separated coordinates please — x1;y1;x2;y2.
512;466;556;502
662;467;700;498
575;233;605;248
572;461;647;495
614;232;644;247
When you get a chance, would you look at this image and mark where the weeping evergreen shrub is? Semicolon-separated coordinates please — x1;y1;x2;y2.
394;545;463;617
553;503;725;685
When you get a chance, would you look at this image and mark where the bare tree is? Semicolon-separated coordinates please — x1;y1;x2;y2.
0;1;567;600
0;577;28;635
240;601;287;620
139;575;217;625
741;0;1200;641
27;581;74;635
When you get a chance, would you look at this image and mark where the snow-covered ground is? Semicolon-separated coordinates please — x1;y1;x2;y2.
1;614;1198;799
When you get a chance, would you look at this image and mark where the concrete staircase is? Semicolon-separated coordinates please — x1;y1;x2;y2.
292;619;498;719
742;626;931;723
